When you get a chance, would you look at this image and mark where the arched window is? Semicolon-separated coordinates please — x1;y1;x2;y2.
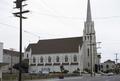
56;56;59;62
73;55;77;62
65;55;68;62
33;57;36;63
40;56;43;63
48;56;51;63
106;65;109;69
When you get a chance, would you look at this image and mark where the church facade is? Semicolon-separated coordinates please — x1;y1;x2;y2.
24;0;100;74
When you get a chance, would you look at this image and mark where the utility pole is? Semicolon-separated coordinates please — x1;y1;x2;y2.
87;33;99;77
10;48;15;74
90;34;93;77
115;53;119;74
93;42;101;76
13;0;29;81
96;42;101;73
10;50;13;74
87;33;95;77
115;53;118;65
93;43;96;76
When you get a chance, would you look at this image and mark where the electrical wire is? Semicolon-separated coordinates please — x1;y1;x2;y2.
0;22;59;39
32;10;120;20
0;22;40;38
1;0;120;20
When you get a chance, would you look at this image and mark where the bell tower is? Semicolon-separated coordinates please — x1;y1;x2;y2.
83;0;98;74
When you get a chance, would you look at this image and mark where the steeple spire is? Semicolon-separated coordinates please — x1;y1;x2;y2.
86;0;92;21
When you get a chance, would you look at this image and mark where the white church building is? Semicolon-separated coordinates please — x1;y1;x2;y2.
24;0;100;74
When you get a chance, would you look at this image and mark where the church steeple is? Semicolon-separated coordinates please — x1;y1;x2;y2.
83;0;98;73
86;0;92;22
83;0;95;40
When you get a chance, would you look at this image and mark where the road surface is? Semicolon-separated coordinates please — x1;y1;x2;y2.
4;75;120;81
27;75;120;81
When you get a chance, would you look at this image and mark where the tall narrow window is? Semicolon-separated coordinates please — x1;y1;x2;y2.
65;55;68;62
27;54;28;58
88;62;90;67
84;36;86;40
40;56;43;63
88;48;89;56
48;56;51;63
33;57;36;63
87;36;89;40
56;56;59;62
106;65;109;69
73;55;77;62
101;65;103;69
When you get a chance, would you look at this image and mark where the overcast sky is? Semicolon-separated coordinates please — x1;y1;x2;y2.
0;0;120;62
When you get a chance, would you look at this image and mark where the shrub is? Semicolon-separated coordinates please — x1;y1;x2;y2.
84;68;90;73
63;70;69;74
73;70;80;74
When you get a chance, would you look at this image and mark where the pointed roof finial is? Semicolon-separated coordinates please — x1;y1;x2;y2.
86;0;92;21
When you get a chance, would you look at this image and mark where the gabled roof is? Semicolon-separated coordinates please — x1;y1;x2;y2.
26;37;83;54
104;60;115;64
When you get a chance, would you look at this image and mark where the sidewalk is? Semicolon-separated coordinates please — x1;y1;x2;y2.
24;76;82;81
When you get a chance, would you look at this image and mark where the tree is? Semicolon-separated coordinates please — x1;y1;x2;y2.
13;59;29;73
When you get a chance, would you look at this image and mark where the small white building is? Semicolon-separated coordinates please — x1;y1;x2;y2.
0;42;3;81
0;42;8;81
1;49;20;73
0;42;21;81
100;60;115;73
24;0;100;74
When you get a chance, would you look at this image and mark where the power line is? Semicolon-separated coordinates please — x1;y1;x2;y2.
0;22;40;38
31;10;84;20
94;16;120;20
0;22;58;39
1;0;120;20
33;0;120;20
0;16;14;20
0;22;18;29
0;0;120;21
35;0;71;28
32;10;120;20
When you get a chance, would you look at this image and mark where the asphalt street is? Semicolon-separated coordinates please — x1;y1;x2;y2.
25;75;120;81
4;75;120;81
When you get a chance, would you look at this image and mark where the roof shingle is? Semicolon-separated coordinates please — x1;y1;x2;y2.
26;37;83;54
